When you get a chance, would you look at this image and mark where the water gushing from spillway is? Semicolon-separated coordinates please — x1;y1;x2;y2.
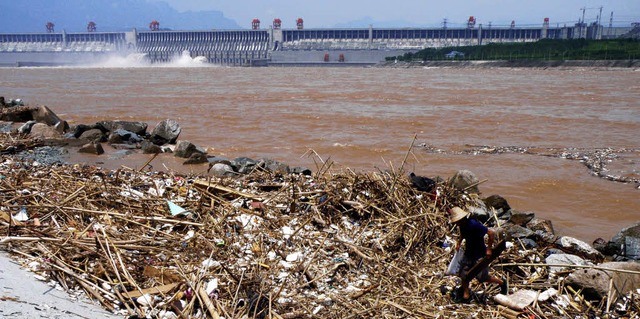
85;51;213;68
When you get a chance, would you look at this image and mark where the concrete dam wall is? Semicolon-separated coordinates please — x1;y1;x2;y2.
0;24;632;66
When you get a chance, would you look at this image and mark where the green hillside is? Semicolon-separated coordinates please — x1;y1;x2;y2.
392;39;640;61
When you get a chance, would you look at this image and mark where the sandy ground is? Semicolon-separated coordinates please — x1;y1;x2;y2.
0;252;121;319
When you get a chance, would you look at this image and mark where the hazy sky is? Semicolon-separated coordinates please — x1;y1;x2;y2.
158;0;639;28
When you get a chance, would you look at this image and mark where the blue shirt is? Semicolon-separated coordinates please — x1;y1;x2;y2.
459;218;488;261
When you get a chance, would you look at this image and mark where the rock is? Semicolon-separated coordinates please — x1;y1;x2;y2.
54;120;69;134
449;170;480;193
519;238;538;249
556;236;603;261
78;129;105;143
257;158;290;174
107;129;143;145
207;156;232;166
78;142;104;155
151;119;181;145
483;194;511;216
593;238;618;256
232;157;257;174
509;211;535;226
545;253;591;275
533;230;558;244
29;123;61;139
468;201;490;222
30;105;63;126
483;195;511;217
501;224;534;239
609;223;640;260
18;120;37;134
291;167;312;176
141;141;162;154
526;217;555;235
208;163;236;177
97;120;148;136
174;140;201;158
184;153;208;165
566;262;640;300
73;124;102;138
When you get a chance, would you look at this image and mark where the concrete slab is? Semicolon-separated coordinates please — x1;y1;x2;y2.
0;252;121;319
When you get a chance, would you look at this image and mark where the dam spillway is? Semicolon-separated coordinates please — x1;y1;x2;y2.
0;23;633;66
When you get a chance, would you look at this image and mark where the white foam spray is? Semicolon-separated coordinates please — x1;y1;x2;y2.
83;50;215;68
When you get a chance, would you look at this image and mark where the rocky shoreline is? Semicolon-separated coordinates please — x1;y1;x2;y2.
1;99;639;318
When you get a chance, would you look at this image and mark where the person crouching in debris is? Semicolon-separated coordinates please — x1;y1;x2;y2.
449;206;507;303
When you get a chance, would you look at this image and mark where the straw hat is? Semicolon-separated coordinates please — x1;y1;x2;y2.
449;206;469;223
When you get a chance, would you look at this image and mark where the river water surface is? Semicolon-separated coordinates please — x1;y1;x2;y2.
1;64;638;243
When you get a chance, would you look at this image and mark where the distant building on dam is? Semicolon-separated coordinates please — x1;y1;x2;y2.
0;21;637;67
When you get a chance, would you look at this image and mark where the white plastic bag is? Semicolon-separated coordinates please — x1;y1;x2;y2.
445;248;465;275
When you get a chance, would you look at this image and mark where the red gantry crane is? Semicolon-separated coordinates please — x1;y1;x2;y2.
252;18;260;30
273;18;282;29
296;18;304;30
149;20;160;31
46;22;55;33
87;21;97;32
467;16;476;29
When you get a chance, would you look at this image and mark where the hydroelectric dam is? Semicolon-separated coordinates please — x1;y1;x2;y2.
0;20;634;67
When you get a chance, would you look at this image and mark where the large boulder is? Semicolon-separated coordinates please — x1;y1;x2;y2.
54;121;69;134
291;167;312;176
209;163;236;177
509;211;535;226
18;121;37;134
107;129;143;145
556;236;603;261
174;140;203;158
183;153;208;165
483;194;511;216
449;170;480;193
97;120;148;136
78;142;104;155
468;200;490;222
151;119;181;145
73;124;105;138
78;129;105;143
141;140;162;154
545;253;591;275
608;223;640;260
29;123;61;139
566;262;640;300
232;157;257;174
257;158;290;174
30;105;63;127
501;224;535;239
526;217;555;235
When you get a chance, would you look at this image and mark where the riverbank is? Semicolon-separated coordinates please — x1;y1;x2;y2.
377;59;640;69
1;103;639;318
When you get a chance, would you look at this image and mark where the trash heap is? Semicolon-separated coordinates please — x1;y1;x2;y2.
1;132;639;319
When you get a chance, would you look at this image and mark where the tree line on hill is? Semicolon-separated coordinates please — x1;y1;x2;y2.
391;39;640;62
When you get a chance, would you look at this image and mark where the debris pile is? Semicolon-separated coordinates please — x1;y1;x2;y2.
0;154;635;318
